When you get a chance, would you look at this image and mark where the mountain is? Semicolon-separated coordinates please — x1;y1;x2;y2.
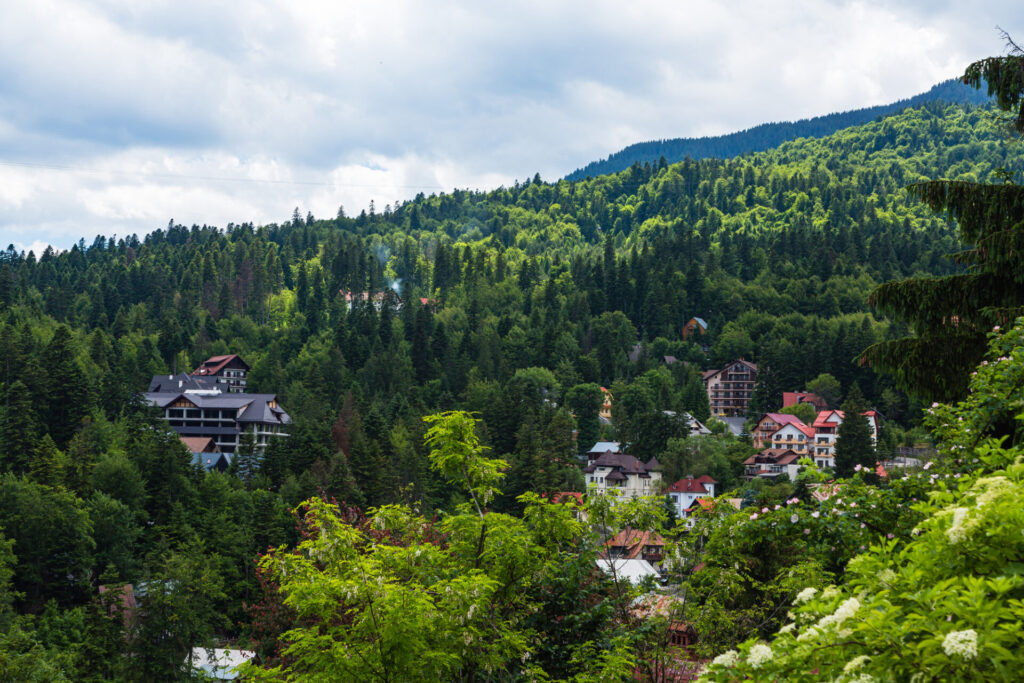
564;78;992;181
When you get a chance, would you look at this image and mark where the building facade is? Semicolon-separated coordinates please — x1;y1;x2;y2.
583;451;662;499
703;359;758;417
145;355;290;455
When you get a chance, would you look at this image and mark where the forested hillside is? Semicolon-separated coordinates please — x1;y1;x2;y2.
565;78;991;180
0;99;1022;678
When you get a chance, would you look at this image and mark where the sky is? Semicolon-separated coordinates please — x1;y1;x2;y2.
0;0;1020;253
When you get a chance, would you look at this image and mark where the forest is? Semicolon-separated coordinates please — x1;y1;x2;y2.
1;79;1024;680
565;78;991;180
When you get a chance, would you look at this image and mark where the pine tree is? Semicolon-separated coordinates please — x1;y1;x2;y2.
861;44;1024;401
833;387;875;478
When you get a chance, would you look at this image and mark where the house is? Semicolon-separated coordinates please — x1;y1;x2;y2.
666;476;717;526
702;359;757;417
752;413;809;449
682;317;708;340
630;594;704;681
145;355;291;455
812;409;880;468
191;354;249;393
783;391;828;411
583;451;662;499
180;436;230;472
599;387;613;423
767;421;815;455
743;448;802;481
603;528;666;565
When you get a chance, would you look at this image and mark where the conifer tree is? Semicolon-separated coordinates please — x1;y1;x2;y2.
833;386;875;478
862;42;1024;401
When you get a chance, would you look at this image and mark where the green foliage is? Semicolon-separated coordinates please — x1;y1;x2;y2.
243;413;639;682
701;316;1024;681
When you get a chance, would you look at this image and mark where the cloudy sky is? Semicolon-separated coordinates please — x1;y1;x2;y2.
0;1;1019;252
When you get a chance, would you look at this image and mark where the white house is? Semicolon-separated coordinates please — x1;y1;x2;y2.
666;476;717;526
583;451;662;499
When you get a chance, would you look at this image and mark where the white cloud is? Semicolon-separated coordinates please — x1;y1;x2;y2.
0;0;1020;249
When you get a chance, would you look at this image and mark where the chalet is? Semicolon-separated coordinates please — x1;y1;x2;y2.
145;355;290;455
783;391;828;411
682;316;708;340
603;528;666;565
812;409;880;468
702;359;757;417
583;451;662;499
666;476;717;526
752;413;808;449
743;448;801;480
191;354;249;393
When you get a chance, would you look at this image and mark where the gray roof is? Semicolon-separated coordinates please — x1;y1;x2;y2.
588;441;621;454
143;387;291;426
148;373;219;393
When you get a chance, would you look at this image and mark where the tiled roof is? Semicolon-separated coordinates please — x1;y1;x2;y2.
667;477;708;494
696;475;718;484
180;436;218;453
192;354;249;377
604;529;666;560
583;451;650;476
763;413;807;427
813;410;844;428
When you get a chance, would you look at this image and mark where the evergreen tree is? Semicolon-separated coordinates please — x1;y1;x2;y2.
43;325;92;449
862;46;1024;402
833;386;875;478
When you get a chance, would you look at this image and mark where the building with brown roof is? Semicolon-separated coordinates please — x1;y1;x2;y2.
743;448;802;480
703;359;757;417
583;450;662;500
191;354;250;393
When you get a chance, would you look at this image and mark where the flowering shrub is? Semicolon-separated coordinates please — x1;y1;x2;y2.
699;320;1024;682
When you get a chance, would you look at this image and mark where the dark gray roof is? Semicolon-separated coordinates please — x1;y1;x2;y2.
143;390;291;426
148;373;219;393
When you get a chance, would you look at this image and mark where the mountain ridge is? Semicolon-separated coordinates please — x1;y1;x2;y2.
564;78;992;181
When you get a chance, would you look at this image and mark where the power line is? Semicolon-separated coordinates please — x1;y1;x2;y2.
0;158;449;190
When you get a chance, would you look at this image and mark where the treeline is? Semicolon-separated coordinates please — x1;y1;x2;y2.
0;100;1020;677
565;78;992;180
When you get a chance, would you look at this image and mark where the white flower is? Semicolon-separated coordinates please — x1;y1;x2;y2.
943;629;978;659
779;622;795;634
796;626;819;642
747;643;773;668
946;507;970;543
790;513;799;523
822;586;840;600
795;586;818;604
834;597;861;624
711;650;739;668
844;655;870;672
